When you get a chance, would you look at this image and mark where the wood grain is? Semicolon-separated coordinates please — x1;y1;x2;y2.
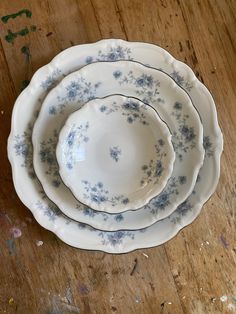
0;0;235;313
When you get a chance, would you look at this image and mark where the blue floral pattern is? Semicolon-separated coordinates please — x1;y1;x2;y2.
113;70;164;104
98;230;135;246
54;78;102;113
40;68;63;91
171;102;196;161
203;136;214;157
109;146;122;162
85;46;133;64
170;70;193;92
35;200;61;221
82;181;129;207
13;125;36;179
63;122;89;170
99;99;149;125
145;176;187;214
140;139;167;186
170;200;193;224
39;129;61;187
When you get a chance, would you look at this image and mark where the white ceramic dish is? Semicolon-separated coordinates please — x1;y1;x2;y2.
32;60;204;227
56;95;175;213
8;39;223;253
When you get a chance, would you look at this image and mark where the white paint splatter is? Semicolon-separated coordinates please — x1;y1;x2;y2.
228;303;235;311
220;295;228;302
36;240;44;246
206;241;210;245
167;302;172;305
142;253;149;258
135;296;141;303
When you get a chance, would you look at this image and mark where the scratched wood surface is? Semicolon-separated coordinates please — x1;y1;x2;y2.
0;0;235;313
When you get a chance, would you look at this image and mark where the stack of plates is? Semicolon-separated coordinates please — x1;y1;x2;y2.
8;39;223;253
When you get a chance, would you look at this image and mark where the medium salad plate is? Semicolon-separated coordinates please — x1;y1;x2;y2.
56;95;175;213
8;39;223;253
32;60;204;228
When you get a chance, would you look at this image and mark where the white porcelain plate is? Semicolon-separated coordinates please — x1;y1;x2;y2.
8;39;223;253
56;95;175;213
32;60;204;228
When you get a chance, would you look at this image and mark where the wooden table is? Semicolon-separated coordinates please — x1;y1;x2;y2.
0;1;235;313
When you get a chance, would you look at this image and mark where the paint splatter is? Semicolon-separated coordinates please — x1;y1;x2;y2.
78;283;89;295
228;303;235;311
10;227;22;238
6;239;16;255
1;9;32;23
21;80;30;91
36;240;43;246
51;295;80;313
21;46;31;62
65;286;73;304
142;253;149;258
220;295;228;302
8;297;14;305
220;235;229;248
46;32;53;37
5;28;28;43
5;26;36;44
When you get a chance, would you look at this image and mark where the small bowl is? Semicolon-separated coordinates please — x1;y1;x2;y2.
56;95;175;213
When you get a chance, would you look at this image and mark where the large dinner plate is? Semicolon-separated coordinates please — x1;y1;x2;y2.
8;39;223;253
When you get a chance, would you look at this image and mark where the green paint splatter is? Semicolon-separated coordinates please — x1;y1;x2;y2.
30;25;37;32
5;27;33;43
6;239;16;255
21;46;31;62
1;9;32;23
5;30;17;43
21;80;30;91
18;27;29;36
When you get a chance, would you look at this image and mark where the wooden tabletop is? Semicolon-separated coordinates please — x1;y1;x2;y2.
0;1;235;313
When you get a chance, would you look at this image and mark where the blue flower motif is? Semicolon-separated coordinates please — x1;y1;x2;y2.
109;146;122;162
179;125;196;142
122;198;129;204
86;56;93;64
52;180;60;187
113;70;122;79
174;102;182;110
203;136;214;157
49;105;56;115
136;74;154;87
123;101;140;111
66;162;73;170
91;194;107;203
178;176;187;184
67;131;76;147
127;116;133;123
154;192;170;210
114;214;124;222
158;139;165;146
100;105;107;112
